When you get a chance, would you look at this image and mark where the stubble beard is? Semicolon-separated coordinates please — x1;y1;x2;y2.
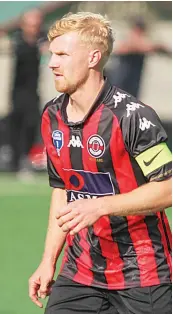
54;73;89;95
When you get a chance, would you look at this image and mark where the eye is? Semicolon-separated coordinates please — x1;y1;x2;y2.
58;53;68;57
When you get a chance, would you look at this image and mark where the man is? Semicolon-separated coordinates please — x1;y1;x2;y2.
104;16;171;97
9;8;47;175
29;12;172;314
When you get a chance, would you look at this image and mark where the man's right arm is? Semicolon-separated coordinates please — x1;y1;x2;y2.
42;188;67;265
29;187;67;308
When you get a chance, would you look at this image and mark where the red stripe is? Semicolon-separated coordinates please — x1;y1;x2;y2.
162;211;172;250
157;212;172;279
56;111;71;178
110;115;160;286
82;105;124;288
41;109;66;181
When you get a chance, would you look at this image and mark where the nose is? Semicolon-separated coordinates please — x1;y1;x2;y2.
49;53;60;69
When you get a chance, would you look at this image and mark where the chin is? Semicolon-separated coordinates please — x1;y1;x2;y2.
55;82;76;94
55;82;68;93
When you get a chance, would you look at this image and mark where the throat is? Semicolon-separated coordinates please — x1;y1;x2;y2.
66;103;88;123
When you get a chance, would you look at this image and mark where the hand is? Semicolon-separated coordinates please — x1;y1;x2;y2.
29;261;55;308
56;198;104;235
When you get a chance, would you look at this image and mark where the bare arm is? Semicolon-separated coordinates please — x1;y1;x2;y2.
42;188;67;265
29;188;67;308
101;178;172;216
56;178;172;235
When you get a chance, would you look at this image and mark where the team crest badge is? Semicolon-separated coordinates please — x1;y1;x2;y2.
52;130;63;156
87;135;105;158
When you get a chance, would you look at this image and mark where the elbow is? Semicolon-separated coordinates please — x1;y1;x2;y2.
163;177;172;208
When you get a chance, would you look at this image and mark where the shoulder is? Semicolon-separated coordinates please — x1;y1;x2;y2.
42;94;64;113
105;85;157;121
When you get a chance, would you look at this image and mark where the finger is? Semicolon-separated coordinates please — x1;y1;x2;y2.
61;216;82;232
70;222;86;235
57;211;78;227
39;281;49;298
46;280;55;296
56;206;72;219
29;282;43;308
64;216;82;231
30;294;43;308
39;279;55;298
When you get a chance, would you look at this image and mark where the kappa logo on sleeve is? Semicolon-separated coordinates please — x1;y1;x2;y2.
63;169;115;202
139;117;156;131
113;91;130;108
126;102;145;117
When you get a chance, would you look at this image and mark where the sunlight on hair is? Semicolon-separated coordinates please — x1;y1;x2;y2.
48;12;115;66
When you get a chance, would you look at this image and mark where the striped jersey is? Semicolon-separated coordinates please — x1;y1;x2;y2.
41;78;172;289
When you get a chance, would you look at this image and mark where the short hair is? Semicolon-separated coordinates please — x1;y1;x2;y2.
48;12;114;66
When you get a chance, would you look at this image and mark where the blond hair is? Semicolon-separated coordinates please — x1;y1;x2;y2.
48;12;114;66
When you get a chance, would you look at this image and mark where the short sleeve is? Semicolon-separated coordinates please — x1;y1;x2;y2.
41;106;65;189
122;102;172;182
47;153;65;188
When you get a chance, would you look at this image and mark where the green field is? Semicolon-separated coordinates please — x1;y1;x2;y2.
0;173;172;314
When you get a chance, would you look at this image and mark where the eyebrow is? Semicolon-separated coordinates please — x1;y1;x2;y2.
49;49;69;55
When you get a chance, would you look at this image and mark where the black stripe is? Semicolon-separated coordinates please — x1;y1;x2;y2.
61;234;83;278
144;215;171;282
48;104;60;131
69;127;83;170
68;126;86;277
129;155;147;187
87;228;107;285
109;216;141;286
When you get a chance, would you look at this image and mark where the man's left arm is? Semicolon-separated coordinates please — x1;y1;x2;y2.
101;177;172;217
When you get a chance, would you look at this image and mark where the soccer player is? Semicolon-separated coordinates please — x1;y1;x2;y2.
29;12;172;314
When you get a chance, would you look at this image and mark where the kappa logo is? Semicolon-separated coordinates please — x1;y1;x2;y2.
113;91;130;108
126;102;145;117
87;135;105;158
67;135;84;148
52;130;63;156
139;117;156;131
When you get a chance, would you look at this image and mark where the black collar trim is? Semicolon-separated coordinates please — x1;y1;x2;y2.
60;77;112;127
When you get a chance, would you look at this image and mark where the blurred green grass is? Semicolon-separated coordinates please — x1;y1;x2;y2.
0;173;172;314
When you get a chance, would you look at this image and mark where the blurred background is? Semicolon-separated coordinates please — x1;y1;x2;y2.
0;2;171;314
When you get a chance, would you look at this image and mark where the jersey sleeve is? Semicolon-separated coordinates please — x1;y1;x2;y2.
41;106;65;189
122;102;172;182
47;153;65;188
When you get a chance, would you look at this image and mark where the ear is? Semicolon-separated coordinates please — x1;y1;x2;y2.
88;50;102;68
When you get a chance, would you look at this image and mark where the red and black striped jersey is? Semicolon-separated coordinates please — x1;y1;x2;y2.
41;78;172;289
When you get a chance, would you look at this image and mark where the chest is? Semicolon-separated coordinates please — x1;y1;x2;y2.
51;109;126;173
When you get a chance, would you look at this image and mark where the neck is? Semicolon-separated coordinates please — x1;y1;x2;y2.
67;72;104;122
